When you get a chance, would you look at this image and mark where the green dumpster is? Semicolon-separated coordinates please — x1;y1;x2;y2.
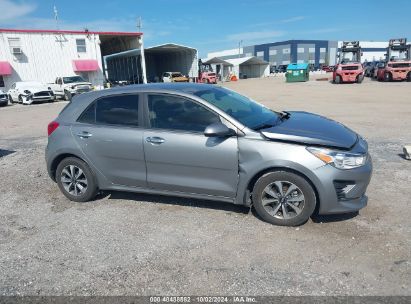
285;63;309;82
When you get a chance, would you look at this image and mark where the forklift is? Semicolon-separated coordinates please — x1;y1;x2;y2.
377;38;411;82
333;41;364;84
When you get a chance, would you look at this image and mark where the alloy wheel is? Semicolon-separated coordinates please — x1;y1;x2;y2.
60;165;88;196
261;181;305;219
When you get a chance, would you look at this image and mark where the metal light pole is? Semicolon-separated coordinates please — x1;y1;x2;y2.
238;40;243;58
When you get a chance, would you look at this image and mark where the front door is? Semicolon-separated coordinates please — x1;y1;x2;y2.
143;93;239;198
71;93;146;187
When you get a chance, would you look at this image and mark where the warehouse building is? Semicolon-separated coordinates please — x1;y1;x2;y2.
0;28;144;90
208;40;391;69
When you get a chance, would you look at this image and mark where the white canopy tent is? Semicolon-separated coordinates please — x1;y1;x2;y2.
226;56;270;79
144;43;198;82
202;57;233;81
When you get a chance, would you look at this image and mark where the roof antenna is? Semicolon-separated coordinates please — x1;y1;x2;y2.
53;4;59;31
137;17;143;32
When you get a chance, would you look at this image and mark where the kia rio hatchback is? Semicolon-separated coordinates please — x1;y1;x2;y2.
46;83;372;226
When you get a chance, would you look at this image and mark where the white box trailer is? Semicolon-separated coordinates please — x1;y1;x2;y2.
144;43;198;82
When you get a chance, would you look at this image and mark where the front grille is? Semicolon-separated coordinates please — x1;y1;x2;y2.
390;63;411;68
342;66;359;71
334;181;355;201
34;91;51;97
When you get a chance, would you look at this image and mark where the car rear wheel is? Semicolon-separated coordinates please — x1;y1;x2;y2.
252;171;316;226
8;95;14;104
56;157;98;202
357;74;364;84
407;72;411;82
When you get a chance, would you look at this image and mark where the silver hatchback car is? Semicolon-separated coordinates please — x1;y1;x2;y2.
46;83;372;226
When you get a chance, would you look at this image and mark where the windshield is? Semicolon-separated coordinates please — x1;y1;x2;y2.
63;76;85;83
193;87;280;130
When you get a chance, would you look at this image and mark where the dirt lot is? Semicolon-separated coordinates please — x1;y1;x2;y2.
0;76;410;296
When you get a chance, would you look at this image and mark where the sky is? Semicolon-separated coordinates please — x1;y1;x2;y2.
1;0;411;57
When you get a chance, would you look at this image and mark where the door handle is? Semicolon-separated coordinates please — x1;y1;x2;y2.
146;136;165;144
76;131;93;139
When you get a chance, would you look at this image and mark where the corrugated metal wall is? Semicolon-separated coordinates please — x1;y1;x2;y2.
0;32;105;90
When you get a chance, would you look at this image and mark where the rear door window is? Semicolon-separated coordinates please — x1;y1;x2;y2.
147;94;220;132
78;94;139;127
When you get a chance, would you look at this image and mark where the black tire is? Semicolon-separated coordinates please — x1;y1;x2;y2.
8;95;13;104
357;74;364;84
252;171;316;226
407;72;411;82
18;95;23;103
384;72;392;82
64;90;72;101
335;75;341;84
56;157;98;202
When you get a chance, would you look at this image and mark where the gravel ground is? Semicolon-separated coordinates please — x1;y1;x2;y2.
0;76;410;296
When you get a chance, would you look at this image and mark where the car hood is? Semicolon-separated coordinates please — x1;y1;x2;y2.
70;82;92;87
261;111;358;149
20;86;50;93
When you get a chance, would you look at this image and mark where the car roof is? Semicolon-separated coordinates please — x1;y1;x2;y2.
106;83;218;95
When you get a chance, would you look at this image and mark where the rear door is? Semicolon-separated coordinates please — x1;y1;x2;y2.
142;93;239;199
71;93;146;187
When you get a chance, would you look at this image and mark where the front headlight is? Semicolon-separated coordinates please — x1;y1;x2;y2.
307;147;367;170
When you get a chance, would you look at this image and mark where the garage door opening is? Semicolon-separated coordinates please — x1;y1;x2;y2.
145;44;198;82
100;33;145;85
226;56;269;79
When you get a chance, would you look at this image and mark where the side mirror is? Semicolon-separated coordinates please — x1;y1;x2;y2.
204;122;235;137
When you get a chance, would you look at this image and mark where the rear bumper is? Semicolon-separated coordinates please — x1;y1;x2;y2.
390;70;410;80
337;71;363;82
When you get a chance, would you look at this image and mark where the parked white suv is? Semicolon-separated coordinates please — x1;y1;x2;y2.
8;81;55;105
49;76;92;101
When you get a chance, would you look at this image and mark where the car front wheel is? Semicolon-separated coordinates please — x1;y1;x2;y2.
56;157;98;202
252;171;316;226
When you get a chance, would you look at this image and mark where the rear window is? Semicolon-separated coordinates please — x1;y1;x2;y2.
78;94;139;127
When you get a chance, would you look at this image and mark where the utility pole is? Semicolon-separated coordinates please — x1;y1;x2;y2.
238;40;243;58
137;17;147;84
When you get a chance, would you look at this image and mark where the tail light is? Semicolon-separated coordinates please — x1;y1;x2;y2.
48;121;59;136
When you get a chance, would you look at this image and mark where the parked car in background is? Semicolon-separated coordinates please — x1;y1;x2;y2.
8;81;55;105
49;76;93;101
0;90;8;107
374;62;385;79
321;65;334;73
363;62;376;77
275;65;288;73
162;72;189;83
46;83;372;227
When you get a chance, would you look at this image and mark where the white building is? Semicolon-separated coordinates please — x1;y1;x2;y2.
0;28;144;90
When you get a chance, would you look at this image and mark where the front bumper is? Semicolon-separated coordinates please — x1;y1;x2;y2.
312;143;372;215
